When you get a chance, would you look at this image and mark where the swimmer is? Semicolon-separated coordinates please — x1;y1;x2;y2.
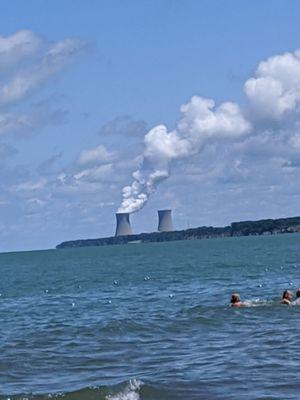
291;288;300;305
230;293;245;307
280;289;293;305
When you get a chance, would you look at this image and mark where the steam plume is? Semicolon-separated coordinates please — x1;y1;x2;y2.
119;49;300;213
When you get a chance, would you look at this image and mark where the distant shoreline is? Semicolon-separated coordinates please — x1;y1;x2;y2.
56;216;300;249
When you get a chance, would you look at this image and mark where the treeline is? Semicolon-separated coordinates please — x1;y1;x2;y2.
231;216;300;236
56;216;300;249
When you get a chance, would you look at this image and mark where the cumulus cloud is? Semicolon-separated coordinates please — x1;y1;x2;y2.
244;50;300;121
178;97;251;141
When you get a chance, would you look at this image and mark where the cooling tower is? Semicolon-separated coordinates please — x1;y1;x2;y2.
115;212;133;236
158;209;174;232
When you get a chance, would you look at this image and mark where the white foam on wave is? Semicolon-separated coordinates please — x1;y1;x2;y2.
106;379;142;400
243;298;272;307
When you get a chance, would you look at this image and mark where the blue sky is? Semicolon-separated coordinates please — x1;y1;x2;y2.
1;0;300;251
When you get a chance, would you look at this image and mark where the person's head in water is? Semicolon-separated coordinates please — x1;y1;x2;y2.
282;290;292;300
231;293;241;305
281;289;293;304
296;288;300;298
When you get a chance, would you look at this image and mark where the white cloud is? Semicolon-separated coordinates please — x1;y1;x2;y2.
74;163;114;182
0;112;32;135
11;178;47;193
144;125;190;160
244;50;300;120
0;35;86;107
178;96;251;141
77;145;115;166
0;30;43;73
27;197;46;206
289;133;300;150
0;100;68;136
0;29;85;143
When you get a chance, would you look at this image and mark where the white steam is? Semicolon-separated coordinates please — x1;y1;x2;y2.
119;49;300;213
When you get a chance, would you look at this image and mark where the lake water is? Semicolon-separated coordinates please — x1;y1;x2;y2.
1;234;300;400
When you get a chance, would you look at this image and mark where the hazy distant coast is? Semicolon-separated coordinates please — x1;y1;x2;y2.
56;216;300;249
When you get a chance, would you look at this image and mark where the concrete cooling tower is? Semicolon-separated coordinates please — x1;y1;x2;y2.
115;212;133;236
158;209;174;232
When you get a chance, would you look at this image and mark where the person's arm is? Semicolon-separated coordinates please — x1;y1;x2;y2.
281;299;291;305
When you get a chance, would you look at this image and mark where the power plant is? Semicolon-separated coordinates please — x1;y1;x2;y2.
158;209;174;232
115;212;133;236
115;209;174;236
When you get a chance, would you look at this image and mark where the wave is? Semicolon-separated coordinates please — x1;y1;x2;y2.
0;380;224;400
0;380;143;400
106;379;142;400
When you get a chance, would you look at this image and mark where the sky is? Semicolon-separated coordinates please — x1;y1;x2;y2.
1;0;300;252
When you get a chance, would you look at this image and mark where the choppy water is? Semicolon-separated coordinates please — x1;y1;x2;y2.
1;234;300;400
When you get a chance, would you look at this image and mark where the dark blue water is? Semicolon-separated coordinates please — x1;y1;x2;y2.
1;234;300;400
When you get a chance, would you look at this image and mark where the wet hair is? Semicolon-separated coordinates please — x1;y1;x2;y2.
231;293;240;304
296;289;300;298
282;290;291;300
